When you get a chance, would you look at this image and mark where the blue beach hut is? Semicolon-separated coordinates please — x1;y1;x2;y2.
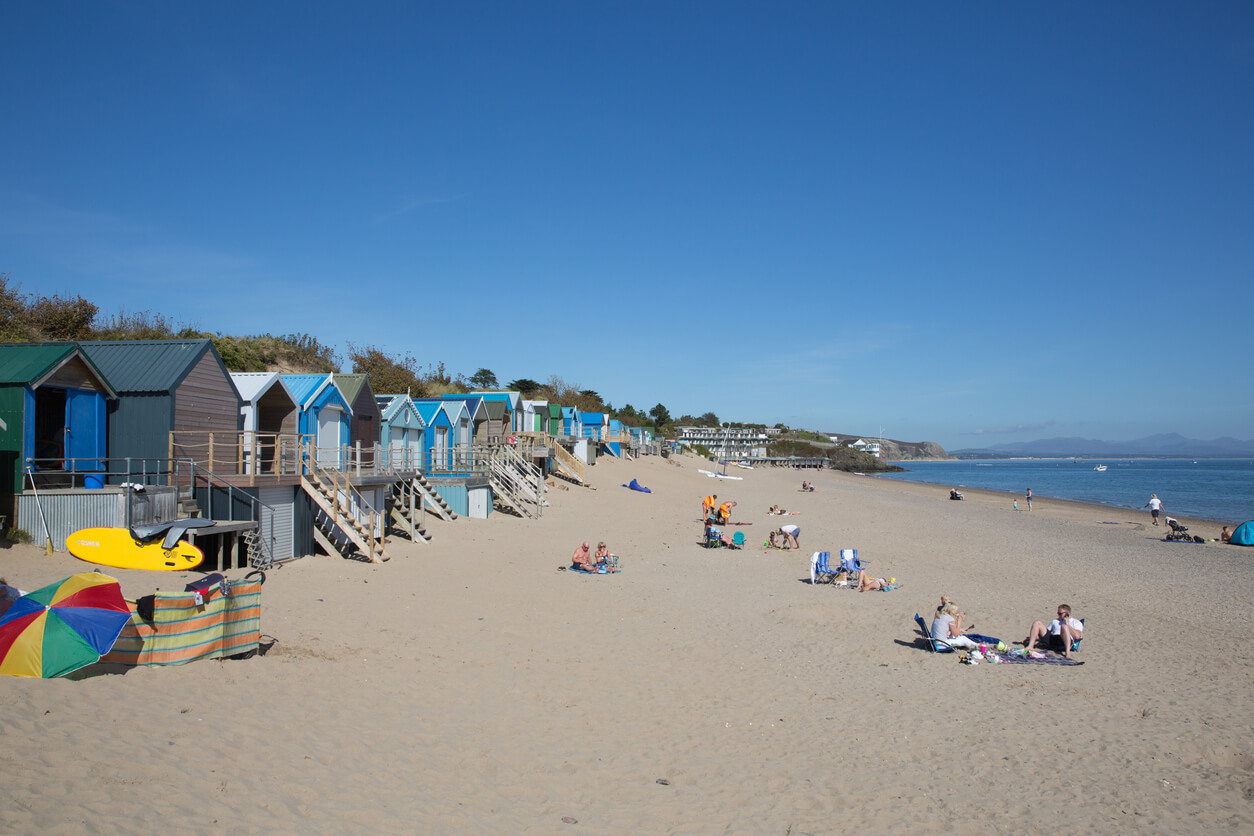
414;399;457;471
281;374;352;468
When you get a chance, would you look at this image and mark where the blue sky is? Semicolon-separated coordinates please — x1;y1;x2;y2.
3;2;1251;450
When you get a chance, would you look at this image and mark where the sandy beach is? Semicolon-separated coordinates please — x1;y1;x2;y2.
3;453;1252;834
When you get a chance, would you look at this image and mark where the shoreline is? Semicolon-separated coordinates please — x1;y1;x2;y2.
3;452;1253;832
877;458;1244;527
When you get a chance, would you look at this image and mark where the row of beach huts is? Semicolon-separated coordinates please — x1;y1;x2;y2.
1;339;660;568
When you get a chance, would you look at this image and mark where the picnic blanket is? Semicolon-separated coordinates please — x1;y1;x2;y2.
996;648;1083;666
98;577;262;668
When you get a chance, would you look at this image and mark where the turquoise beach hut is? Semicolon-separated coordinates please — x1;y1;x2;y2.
376;394;426;471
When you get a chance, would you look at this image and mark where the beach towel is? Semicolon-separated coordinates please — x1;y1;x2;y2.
98;578;262;668
623;479;652;493
997;648;1083;666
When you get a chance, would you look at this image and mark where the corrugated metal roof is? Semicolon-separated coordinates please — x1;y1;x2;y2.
78;339;212;393
413;401;448;426
0;342;117;396
332;373;368;404
230;371;295;405
281;374;331;406
0;342;77;384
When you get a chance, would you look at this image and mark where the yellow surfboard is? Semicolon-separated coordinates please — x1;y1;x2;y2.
67;527;204;571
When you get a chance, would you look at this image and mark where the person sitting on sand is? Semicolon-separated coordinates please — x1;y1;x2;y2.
950;489;964;500
931;602;979;649
801;481;814;492
1222;526;1233;543
0;577;25;617
1024;603;1083;660
773;524;801;549
855;570;895;592
571;541;596;572
594;541;611;566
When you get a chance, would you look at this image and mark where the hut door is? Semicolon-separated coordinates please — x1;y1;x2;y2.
317;406;343;467
64;389;106;471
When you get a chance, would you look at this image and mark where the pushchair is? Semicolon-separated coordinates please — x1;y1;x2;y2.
1165;517;1194;542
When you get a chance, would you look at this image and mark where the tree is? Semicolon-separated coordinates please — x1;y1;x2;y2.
469;368;499;389
649;403;672;427
347;344;426;396
506;378;542;395
699;411;720;427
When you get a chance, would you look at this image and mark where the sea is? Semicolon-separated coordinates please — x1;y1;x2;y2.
874;458;1254;524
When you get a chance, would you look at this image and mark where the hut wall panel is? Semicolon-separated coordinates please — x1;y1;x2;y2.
257;485;295;562
108;393;173;467
174;353;242;434
45;357;109;393
16;487;177;549
173;353;241;469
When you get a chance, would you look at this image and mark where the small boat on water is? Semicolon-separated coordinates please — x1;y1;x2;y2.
1093;464;1108;472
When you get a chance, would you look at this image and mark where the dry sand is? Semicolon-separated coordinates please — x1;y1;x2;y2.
2;453;1253;834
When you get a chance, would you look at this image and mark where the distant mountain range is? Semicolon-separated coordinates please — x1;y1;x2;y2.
953;433;1254;458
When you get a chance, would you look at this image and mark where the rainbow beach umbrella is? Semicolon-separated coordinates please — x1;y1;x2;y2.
0;573;131;678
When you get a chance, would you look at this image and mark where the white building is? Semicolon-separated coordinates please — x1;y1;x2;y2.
849;438;881;458
675;426;770;458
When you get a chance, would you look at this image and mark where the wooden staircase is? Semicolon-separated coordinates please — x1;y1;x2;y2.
411;473;458;522
486;444;546;519
388;478;432;544
551;442;589;486
300;469;388;563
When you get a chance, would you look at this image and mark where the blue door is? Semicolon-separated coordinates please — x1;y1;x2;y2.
65;389;106;471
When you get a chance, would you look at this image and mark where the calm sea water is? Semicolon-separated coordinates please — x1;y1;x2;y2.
875;458;1254;524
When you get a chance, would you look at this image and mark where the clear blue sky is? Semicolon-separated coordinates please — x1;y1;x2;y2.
3;2;1251;450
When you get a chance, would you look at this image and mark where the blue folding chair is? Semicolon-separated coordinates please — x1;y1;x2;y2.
915;613;955;653
839;549;866;574
810;551;833;584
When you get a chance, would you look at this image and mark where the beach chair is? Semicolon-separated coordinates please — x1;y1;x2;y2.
915;613;955;653
812;551;842;586
839;549;865;574
731;531;746;549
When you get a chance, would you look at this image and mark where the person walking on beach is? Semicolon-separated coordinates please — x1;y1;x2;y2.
1144;494;1164;526
1025;488;1032;511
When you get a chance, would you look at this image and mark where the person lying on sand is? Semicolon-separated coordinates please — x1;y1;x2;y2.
1024;603;1083;660
768;506;799;515
855;570;894;592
